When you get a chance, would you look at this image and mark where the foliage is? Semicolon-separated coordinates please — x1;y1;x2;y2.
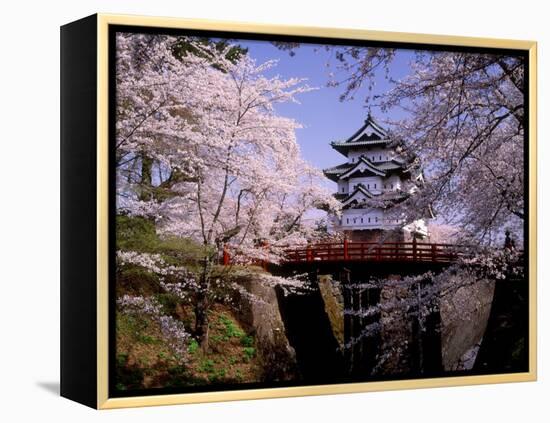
218;315;245;340
198;358;215;373
116;215;210;269
116;215;158;251
240;335;254;348
243;347;256;361
187;339;199;354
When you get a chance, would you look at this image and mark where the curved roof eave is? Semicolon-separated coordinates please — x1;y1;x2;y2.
338;156;386;179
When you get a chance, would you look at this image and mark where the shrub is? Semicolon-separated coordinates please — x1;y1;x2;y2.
199;359;215;373
240;335;254;347
243;347;256;361
187;339;199;354
219;315;244;340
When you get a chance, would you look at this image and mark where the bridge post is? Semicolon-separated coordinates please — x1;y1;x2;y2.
352;282;362;373
432;244;437;262
340;268;353;374
306;245;312;262
262;241;269;270
412;237;418;262
344;237;349;261
222;245;230;266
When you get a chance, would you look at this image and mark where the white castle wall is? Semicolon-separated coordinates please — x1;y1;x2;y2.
337;180;348;194
348;176;383;193
339;208;401;230
348;148;394;163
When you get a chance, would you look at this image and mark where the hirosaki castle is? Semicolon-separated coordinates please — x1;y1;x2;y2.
323;114;428;242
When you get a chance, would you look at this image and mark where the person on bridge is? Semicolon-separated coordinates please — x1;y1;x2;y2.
504;230;516;251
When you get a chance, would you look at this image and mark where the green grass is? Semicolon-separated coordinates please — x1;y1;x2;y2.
240;335;254;347
116;215;159;253
139;334;160;345
187;339;199;354
208;368;227;383
116;353;128;367
117;313;162;346
117;313;149;343
243;347;256;361
198;359;215;373
218;315;245;340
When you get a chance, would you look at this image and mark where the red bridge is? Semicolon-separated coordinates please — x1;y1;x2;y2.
283;239;463;264
223;239;465;266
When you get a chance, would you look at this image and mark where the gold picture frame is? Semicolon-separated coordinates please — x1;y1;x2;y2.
60;13;537;409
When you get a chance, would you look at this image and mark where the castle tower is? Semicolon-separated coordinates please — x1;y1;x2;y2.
323;114;428;242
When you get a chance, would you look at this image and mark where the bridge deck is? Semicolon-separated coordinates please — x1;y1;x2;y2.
283;240;463;264
221;240;469;266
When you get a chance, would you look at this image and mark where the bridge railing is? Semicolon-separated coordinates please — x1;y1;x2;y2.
221;241;522;266
283;240;465;264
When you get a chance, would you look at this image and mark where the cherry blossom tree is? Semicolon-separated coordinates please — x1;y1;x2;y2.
329;48;525;246
276;43;525;245
115;33;339;349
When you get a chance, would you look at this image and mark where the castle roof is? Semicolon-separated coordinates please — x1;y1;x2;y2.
341;185;376;207
340;185;408;209
323;156;406;181
330;114;391;156
339;156;386;179
322;162;353;181
377;159;405;171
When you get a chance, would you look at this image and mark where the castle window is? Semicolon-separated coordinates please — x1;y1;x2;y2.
374;183;377;189
346;218;349;224
353;218;356;224
375;217;379;222
342;187;345;193
368;217;371;223
361;218;363;223
367;184;370;189
379;155;382;160
391;184;394;189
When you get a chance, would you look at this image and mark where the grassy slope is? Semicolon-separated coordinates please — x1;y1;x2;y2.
116;303;262;390
115;216;263;391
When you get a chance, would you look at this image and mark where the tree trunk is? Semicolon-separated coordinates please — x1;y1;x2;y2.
139;153;153;201
194;254;212;351
194;289;210;351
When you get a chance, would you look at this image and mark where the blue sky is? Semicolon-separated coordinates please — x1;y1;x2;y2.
235;40;415;173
